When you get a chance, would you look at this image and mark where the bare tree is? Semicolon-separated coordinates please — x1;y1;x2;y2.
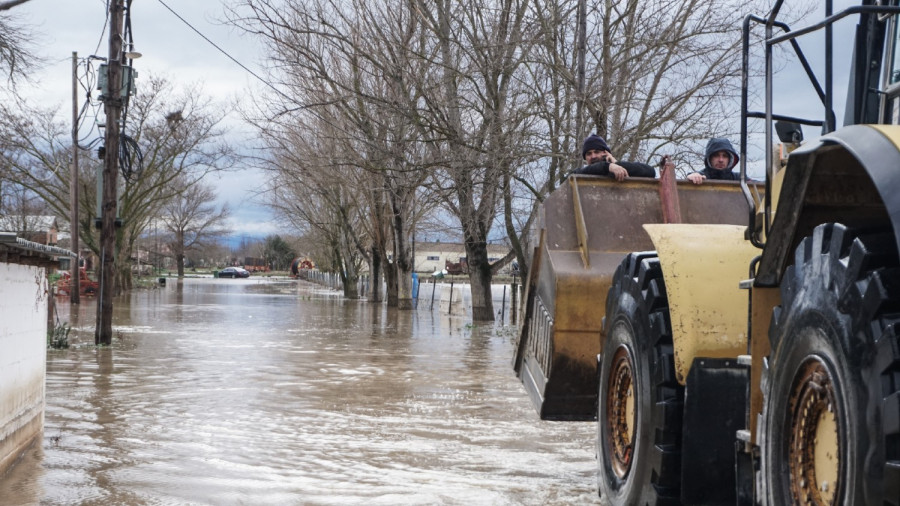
0;75;234;291
0;179;45;217
233;0;435;307
584;0;746;164
0;103;74;222
0;1;38;82
405;0;537;321
192;238;229;269
233;0;536;319
0;184;52;241
352;2;436;309
258;112;368;298
159;178;230;277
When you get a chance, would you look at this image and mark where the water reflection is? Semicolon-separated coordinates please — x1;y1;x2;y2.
1;278;599;505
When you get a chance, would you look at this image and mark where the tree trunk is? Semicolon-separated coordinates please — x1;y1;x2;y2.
341;236;360;299
392;205;414;310
343;273;360;299
466;240;495;321
369;246;382;302
114;265;131;293
384;256;398;307
176;253;185;278
112;234;132;294
397;269;413;310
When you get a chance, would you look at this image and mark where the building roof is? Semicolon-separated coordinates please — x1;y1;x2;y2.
0;232;76;267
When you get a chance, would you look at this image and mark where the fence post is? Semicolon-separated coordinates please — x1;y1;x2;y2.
511;278;518;324
448;281;454;315
430;279;437;310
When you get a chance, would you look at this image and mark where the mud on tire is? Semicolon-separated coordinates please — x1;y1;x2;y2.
598;252;683;505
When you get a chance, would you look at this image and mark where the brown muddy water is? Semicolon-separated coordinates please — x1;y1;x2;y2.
0;277;600;505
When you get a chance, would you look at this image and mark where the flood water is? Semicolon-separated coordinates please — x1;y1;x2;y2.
0;278;600;505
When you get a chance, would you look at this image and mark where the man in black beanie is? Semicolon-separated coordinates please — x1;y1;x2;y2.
686;138;740;185
573;133;656;181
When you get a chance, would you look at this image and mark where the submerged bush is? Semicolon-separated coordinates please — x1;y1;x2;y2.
48;322;70;349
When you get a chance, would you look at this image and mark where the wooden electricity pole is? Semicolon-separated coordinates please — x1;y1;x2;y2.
70;51;81;304
96;0;125;345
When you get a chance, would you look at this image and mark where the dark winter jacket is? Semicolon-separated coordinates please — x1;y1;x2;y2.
573;160;656;178
693;138;740;180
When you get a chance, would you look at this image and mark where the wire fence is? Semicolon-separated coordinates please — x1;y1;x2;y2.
297;269;523;324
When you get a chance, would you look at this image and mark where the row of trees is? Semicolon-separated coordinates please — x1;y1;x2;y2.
228;0;762;320
135;233;301;275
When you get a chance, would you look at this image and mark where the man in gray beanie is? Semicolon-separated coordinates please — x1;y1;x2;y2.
573;133;655;181
687;138;740;184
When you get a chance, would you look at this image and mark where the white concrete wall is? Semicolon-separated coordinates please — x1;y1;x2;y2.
0;262;47;475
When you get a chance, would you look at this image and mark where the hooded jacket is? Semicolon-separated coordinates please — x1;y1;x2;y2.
695;138;740;180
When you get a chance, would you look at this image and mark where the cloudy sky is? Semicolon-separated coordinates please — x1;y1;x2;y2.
15;0;277;243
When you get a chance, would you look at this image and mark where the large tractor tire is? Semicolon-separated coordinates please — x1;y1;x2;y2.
760;223;900;505
598;252;683;505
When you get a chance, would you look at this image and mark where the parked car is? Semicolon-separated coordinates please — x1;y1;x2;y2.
218;267;250;278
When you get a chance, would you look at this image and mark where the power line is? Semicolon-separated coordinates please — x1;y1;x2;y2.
73;57;105;149
154;0;303;108
93;0;111;56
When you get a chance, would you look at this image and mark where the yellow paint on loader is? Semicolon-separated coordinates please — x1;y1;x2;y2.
868;124;900;148
644;224;759;384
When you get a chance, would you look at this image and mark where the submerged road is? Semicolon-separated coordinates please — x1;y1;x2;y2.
0;277;600;505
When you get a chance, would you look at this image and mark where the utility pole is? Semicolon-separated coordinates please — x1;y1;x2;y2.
95;0;125;345
70;51;81;304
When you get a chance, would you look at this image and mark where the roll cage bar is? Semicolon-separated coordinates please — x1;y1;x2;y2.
740;0;900;248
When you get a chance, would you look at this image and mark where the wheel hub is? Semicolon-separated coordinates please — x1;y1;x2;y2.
788;357;840;505
607;345;636;479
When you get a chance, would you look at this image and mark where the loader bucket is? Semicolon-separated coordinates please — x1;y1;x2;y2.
513;175;756;420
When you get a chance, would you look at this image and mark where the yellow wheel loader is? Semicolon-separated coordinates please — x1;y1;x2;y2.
514;1;900;504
